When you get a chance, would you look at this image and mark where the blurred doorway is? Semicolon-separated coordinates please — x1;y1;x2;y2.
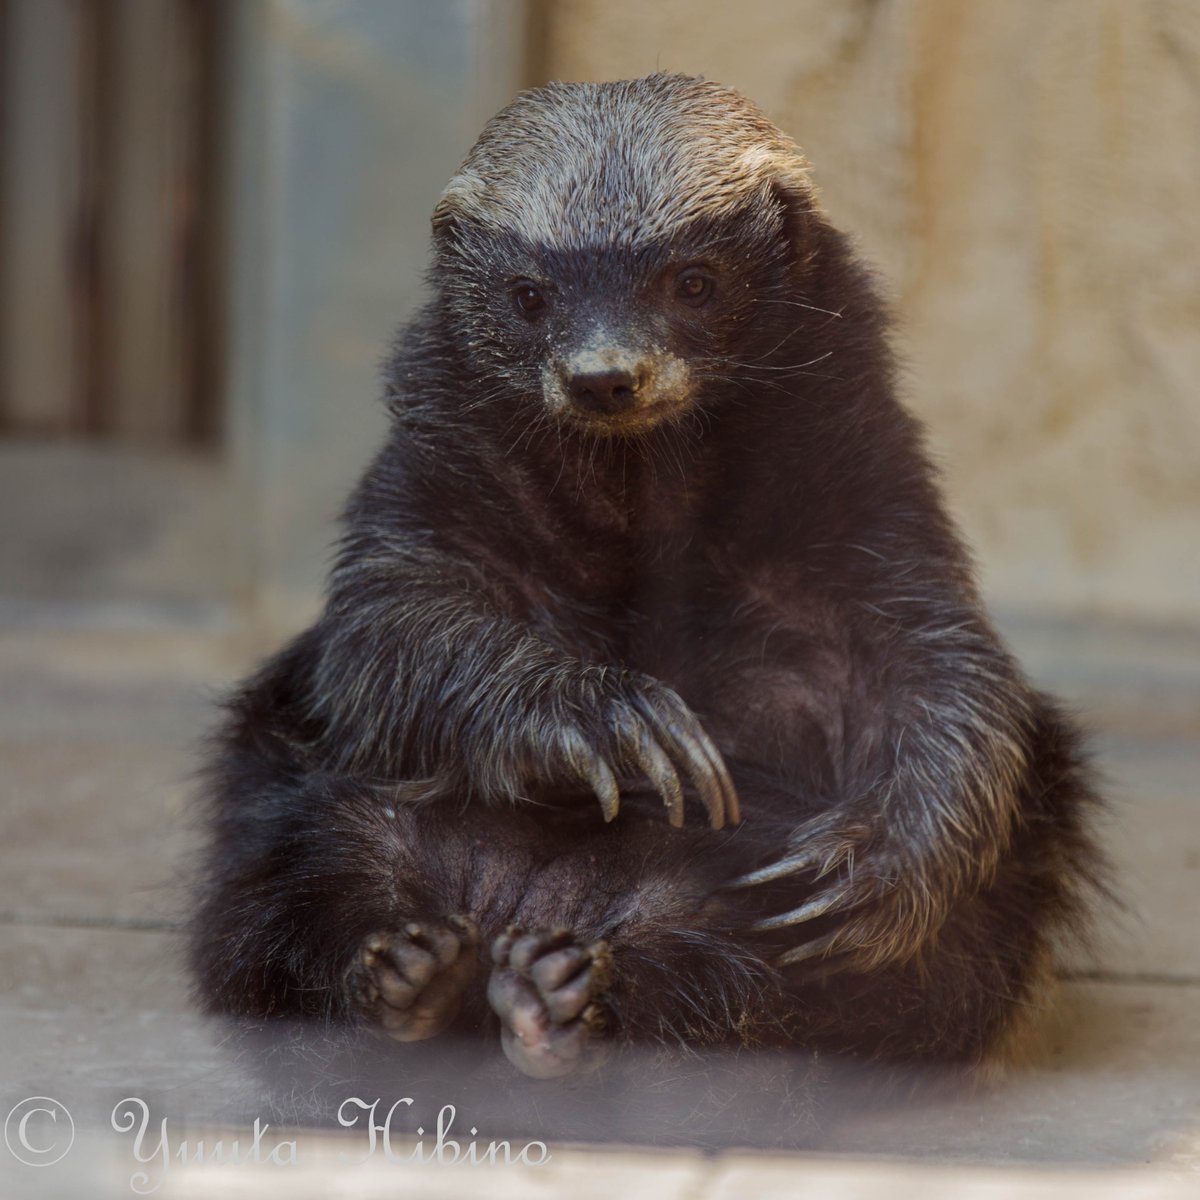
0;0;531;625
0;0;225;448
0;0;230;619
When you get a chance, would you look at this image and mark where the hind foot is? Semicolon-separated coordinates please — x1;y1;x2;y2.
487;926;612;1079
352;914;480;1042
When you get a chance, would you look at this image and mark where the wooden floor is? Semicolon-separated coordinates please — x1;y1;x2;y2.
0;616;1197;1197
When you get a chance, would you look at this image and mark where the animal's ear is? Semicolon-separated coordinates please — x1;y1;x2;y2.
431;170;483;243
434;190;460;237
768;169;822;265
430;194;457;239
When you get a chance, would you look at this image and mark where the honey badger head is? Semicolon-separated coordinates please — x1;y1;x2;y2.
430;73;821;437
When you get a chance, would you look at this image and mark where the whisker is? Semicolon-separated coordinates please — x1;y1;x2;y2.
752;297;844;320
705;350;834;374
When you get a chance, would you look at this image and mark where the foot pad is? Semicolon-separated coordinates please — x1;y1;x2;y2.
487;926;611;1079
353;913;480;1042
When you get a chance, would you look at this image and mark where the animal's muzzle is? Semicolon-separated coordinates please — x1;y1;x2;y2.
565;366;644;416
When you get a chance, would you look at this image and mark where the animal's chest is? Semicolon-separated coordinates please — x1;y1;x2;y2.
507;516;849;786
626;557;854;787
502;466;852;780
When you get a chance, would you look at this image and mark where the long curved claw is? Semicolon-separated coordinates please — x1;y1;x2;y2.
684;716;741;826
659;719;726;829
748;883;855;931
563;730;620;822
586;757;620;822
774;929;844;967
636;700;733;830
626;721;685;828
678;732;727;830
723;849;824;890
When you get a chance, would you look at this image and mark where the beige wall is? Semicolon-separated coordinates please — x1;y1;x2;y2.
541;0;1200;626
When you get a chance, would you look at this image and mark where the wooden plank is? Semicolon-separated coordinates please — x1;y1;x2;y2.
0;0;87;435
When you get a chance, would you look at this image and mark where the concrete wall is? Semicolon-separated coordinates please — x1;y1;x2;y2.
540;0;1200;626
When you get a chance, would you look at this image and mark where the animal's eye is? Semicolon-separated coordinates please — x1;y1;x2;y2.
511;280;547;317
674;267;714;306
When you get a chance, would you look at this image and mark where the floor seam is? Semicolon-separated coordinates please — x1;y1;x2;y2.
0;912;180;932
1058;968;1200;987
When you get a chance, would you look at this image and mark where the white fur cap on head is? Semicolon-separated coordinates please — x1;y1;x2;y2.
432;73;816;249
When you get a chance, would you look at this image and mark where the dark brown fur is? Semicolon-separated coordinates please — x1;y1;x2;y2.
188;74;1103;1138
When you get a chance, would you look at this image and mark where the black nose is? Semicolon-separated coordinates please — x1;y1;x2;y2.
566;368;640;415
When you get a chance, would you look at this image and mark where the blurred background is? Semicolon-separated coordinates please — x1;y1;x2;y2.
1;4;1199;1191
1;0;1196;633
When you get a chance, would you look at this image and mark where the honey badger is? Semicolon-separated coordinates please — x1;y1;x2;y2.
190;74;1102;1092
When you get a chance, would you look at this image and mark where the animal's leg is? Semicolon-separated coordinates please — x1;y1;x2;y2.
189;771;501;1038
193;761;781;1069
475;809;788;1079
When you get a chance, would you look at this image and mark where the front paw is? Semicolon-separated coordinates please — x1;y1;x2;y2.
527;671;740;831
726;819;944;971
